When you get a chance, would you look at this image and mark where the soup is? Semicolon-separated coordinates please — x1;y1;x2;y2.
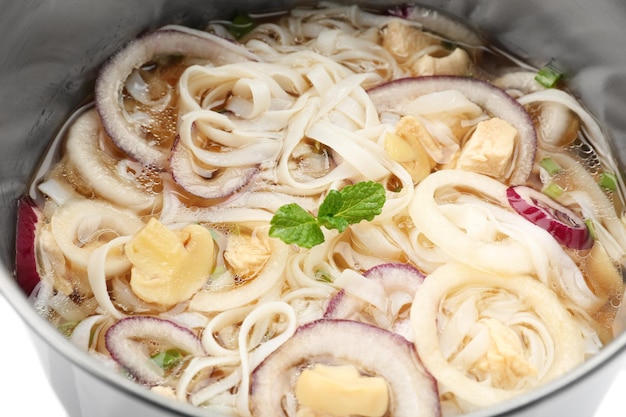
15;3;626;416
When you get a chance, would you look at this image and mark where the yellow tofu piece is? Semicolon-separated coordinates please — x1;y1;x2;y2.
295;364;389;417
125;218;215;306
457;117;517;178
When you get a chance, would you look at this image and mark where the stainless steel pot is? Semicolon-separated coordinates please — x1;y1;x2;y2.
1;1;625;416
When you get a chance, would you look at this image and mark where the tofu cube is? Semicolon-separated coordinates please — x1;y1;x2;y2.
457;117;517;178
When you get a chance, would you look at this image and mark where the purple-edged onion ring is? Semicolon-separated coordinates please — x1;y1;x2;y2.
367;75;537;185
507;185;593;250
249;318;440;417
325;262;424;338
95;27;258;169
105;315;205;386
169;136;259;201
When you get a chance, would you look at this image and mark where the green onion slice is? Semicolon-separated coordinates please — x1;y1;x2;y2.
151;349;183;369
599;172;618;191
543;183;564;199
535;64;563;88
229;12;256;39
539;157;563;176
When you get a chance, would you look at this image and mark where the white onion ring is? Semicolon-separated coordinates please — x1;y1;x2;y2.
64;108;161;212
50;199;144;275
411;262;586;411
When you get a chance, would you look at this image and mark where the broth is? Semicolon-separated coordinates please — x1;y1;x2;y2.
16;3;626;416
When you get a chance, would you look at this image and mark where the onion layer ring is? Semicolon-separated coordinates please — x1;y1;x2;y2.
368;75;537;184
95;28;257;168
411;262;586;410
250;318;440;417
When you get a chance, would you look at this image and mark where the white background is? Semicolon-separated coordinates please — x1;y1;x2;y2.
0;293;623;417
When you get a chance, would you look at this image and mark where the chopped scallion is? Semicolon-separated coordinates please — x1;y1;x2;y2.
151;349;183;370
585;219;597;241
543;183;564;199
599;172;618;191
229;12;256;39
208;229;221;241
539;157;562;176
58;321;78;338
315;269;332;283
535;64;563;88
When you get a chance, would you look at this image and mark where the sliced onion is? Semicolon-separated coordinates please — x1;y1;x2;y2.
411;262;586;411
492;71;546;96
105;315;205;386
70;314;108;351
368;76;537;184
15;196;41;295
95;27;257;169
169;137;259;201
50;199;144;275
410;169;534;275
249;319;440;417
64;108;161;213
325;263;424;339
506;185;593;250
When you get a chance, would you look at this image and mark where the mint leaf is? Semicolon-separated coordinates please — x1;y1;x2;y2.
269;203;324;248
269;182;386;248
318;189;349;232
330;181;386;224
318;189;343;218
318;215;350;232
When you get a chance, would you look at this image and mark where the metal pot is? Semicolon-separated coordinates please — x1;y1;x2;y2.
1;0;625;416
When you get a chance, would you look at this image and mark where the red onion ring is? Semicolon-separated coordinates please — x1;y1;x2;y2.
507;185;593;250
95;27;258;169
367;75;537;185
169;136;259;201
15;196;41;295
249;319;440;417
105;315;204;386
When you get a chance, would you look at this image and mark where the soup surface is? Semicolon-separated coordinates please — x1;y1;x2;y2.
16;3;626;416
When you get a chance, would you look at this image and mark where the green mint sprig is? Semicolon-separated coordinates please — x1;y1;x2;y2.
269;181;386;248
